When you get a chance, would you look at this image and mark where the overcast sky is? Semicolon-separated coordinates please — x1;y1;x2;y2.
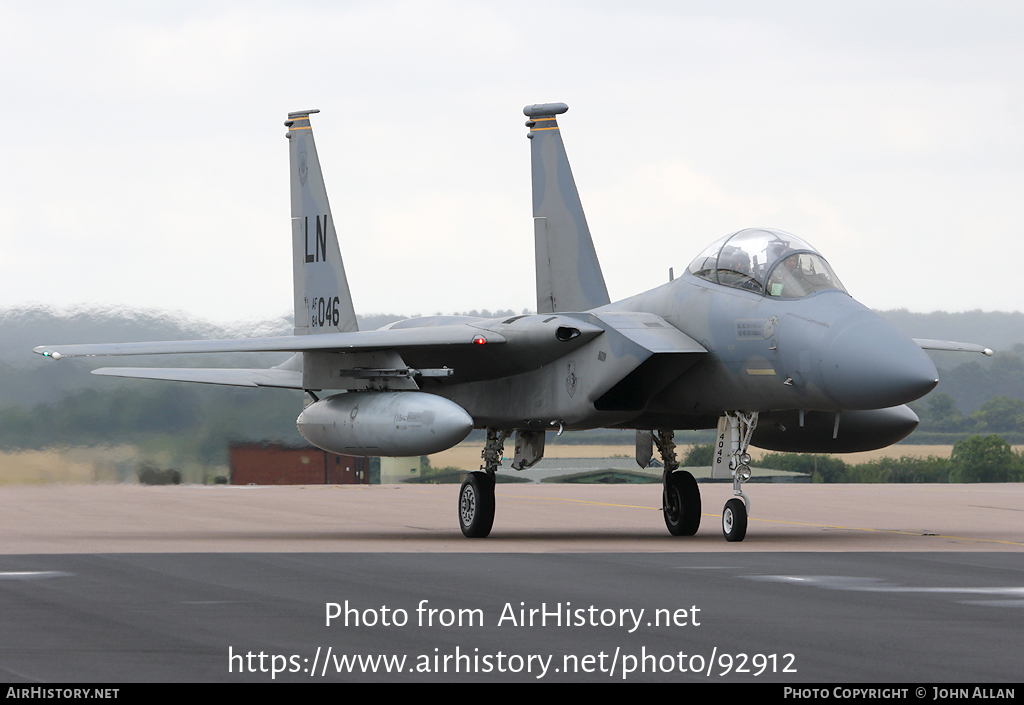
2;1;1022;326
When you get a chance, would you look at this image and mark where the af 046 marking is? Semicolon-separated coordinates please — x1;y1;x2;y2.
309;296;340;328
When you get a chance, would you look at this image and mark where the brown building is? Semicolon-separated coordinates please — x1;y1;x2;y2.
229;443;371;485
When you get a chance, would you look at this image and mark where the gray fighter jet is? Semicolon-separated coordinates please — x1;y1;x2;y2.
35;104;992;542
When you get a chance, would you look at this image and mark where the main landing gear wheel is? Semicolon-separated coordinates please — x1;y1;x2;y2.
663;470;701;536
722;498;747;542
459;471;495;538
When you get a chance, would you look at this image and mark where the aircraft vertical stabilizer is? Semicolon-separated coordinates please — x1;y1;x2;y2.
286;110;358;335
525;103;610;314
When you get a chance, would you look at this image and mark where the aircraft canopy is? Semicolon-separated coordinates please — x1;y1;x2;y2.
687;228;847;298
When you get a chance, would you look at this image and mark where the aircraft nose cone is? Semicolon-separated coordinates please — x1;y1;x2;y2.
820;316;938;409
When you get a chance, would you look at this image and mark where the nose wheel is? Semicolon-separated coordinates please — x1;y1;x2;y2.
722;497;747;542
717;411;758;543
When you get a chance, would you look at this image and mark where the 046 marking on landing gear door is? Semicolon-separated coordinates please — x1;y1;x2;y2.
712;417;730;479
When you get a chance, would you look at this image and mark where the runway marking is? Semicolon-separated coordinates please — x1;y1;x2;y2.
746;575;1024;596
0;571;72;580
961;599;1024;608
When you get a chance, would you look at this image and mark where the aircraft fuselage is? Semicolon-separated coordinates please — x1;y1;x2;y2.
421;270;936;436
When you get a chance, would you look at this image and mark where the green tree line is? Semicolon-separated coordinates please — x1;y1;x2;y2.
0;384;307;464
743;435;1022;483
4;307;1024;470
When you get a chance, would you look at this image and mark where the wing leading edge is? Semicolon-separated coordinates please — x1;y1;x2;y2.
36;325;506;391
36;315;621;390
33;324;507;359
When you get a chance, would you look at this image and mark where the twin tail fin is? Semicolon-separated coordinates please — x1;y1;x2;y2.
525;102;610;314
286;110;359;334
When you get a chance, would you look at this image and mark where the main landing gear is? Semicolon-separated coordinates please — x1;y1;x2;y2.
718;412;759;542
458;428;509;538
459;418;760;542
655;430;701;536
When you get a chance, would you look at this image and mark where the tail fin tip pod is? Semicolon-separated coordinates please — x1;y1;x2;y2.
524;103;568;118
525;102;610;315
286;109;359;335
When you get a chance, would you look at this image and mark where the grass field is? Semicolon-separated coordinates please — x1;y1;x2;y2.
426;442;990;472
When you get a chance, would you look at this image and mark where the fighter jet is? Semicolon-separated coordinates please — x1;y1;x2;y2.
35;104;992;542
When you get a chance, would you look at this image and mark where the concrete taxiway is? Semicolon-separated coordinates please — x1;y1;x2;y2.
1;483;1021;682
1;551;1021;683
1;482;1022;553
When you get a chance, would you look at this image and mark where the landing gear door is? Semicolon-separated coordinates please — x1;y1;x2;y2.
712;416;732;479
510;430;545;470
635;430;653;469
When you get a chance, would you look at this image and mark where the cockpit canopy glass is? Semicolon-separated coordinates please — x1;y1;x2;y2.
686;228;846;298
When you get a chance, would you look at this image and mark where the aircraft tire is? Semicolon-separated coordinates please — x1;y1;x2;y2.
722;498;747;542
459;471;495;538
663;470;701;536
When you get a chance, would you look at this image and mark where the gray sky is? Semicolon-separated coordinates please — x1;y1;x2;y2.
2;1;1022;325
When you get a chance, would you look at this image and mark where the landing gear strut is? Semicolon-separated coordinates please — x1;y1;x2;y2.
719;412;758;542
656;430;701;536
458;428;509;538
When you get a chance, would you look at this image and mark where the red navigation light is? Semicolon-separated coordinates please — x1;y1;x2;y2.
472;335;487;345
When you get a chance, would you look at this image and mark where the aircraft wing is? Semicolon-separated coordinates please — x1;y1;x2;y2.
90;366;304;389
34;316;610;390
33;324;507;359
913;339;993;356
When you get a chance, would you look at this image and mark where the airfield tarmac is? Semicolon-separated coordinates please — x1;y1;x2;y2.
2;482;1022;553
2;483;1022;683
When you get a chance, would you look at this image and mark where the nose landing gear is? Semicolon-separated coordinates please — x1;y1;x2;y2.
717;412;758;542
